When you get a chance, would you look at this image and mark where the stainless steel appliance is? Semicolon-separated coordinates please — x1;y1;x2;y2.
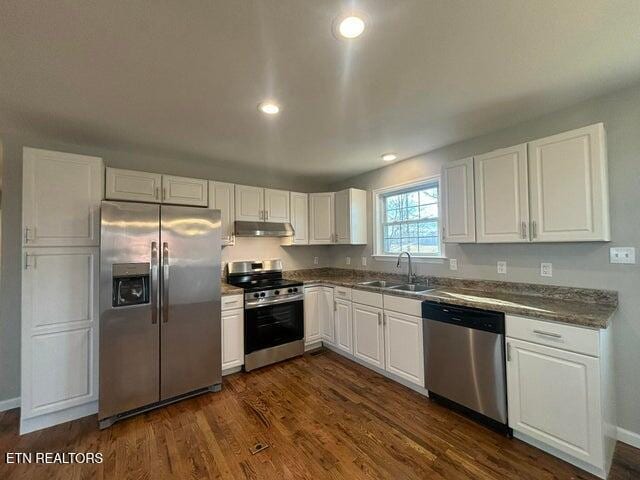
422;301;509;432
226;260;304;371
99;201;221;428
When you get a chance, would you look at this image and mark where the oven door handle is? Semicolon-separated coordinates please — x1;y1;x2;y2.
245;293;304;309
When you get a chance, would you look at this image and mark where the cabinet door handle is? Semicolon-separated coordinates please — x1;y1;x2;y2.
265;210;269;220
155;187;160;200
24;227;35;243
162;187;168;201
533;329;562;339
378;312;382;325
506;342;512;362
531;220;537;239
24;253;36;270
521;221;527;239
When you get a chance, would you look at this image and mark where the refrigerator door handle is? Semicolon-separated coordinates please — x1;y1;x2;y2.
151;242;159;324
162;242;170;323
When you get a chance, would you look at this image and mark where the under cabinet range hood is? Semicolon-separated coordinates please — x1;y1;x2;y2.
234;221;295;237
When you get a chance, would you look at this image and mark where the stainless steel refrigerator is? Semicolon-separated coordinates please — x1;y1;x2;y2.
98;201;221;428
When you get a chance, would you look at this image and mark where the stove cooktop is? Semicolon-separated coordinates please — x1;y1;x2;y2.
227;278;303;293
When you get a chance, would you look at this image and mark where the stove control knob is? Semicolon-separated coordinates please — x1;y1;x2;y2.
274;290;280;295
253;293;260;299
259;292;266;297
287;288;293;293
292;287;298;293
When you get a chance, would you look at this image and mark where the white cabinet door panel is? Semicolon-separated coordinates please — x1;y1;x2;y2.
221;308;244;370
528;123;609;242
442;157;476;243
334;189;350;244
105;167;161;203
507;338;603;467
23;148;103;247
209;181;235;245
335;299;353;354
264;188;290;222
304;287;321;346
353;303;384;369
235;185;264;222
22;247;99;420
289;192;309;245
384;311;424;385
309;193;335;244
475;144;529;243
162;175;208;206
320;287;335;345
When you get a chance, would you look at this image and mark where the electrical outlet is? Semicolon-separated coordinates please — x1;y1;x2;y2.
540;262;553;277
345;256;351;265
497;261;507;274
361;256;367;267
449;258;458;271
610;247;636;264
313;256;319;265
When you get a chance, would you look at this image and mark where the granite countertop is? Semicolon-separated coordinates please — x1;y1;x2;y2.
221;282;243;296
283;268;617;329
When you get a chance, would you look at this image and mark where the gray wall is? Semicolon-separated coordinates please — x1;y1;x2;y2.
329;83;640;434
0;132;331;402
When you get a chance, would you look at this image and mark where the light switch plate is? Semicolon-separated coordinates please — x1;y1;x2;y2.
540;262;553;277
497;261;507;274
345;256;351;265
610;247;636;264
361;256;367;266
313;256;319;265
449;258;458;271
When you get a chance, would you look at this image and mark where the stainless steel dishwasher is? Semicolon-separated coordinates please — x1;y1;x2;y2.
422;301;510;433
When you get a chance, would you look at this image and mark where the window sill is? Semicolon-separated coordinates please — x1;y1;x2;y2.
371;255;446;264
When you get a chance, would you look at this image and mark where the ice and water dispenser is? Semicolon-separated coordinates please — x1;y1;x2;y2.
112;263;151;307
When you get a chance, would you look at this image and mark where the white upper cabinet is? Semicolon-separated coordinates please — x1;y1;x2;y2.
264;188;290;222
528;123;610;242
309;192;335;244
335;188;367;245
442;157;476;243
23;148;103;247
287;192;309;245
208;181;235;245
235;185;265;222
474;144;530;243
105;167;162;203
162;175;208;206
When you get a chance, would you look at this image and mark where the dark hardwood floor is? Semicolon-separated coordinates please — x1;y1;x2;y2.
1;350;638;479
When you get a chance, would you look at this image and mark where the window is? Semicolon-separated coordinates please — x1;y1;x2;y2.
374;178;442;258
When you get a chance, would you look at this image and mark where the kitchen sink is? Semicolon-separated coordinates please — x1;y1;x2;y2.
388;283;433;293
357;280;402;288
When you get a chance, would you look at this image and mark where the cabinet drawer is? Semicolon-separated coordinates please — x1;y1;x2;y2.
334;287;352;300
506;315;599;357
221;295;243;312
352;289;383;308
383;295;422;317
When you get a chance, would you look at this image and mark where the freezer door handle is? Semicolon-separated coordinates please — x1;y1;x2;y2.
162;242;170;323
151;242;159;324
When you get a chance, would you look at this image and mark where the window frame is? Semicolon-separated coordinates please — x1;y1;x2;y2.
372;176;446;262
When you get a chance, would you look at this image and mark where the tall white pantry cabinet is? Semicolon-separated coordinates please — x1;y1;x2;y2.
21;148;103;434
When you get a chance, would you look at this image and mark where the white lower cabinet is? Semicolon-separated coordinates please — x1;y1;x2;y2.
334;298;353;354
384;310;424;385
352;303;385;369
506;315;615;477
221;307;244;372
319;287;335;345
303;287;321;346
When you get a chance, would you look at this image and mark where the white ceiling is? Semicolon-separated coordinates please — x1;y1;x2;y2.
1;0;640;184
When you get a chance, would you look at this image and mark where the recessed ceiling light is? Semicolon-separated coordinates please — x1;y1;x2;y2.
258;102;280;115
382;153;397;162
333;13;367;39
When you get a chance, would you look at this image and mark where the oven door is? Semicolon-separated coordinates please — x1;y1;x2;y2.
244;299;304;354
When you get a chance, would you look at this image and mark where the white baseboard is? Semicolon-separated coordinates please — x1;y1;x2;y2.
0;397;20;412
617;426;640;449
20;401;98;435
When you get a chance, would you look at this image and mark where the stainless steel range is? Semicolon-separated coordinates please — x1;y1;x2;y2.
226;260;304;371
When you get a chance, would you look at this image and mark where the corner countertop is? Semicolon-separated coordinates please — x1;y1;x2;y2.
282;269;617;329
222;282;244;296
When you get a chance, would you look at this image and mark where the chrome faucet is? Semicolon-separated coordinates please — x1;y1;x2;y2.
396;251;416;284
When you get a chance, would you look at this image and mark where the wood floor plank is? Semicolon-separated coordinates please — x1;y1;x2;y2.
1;349;638;480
